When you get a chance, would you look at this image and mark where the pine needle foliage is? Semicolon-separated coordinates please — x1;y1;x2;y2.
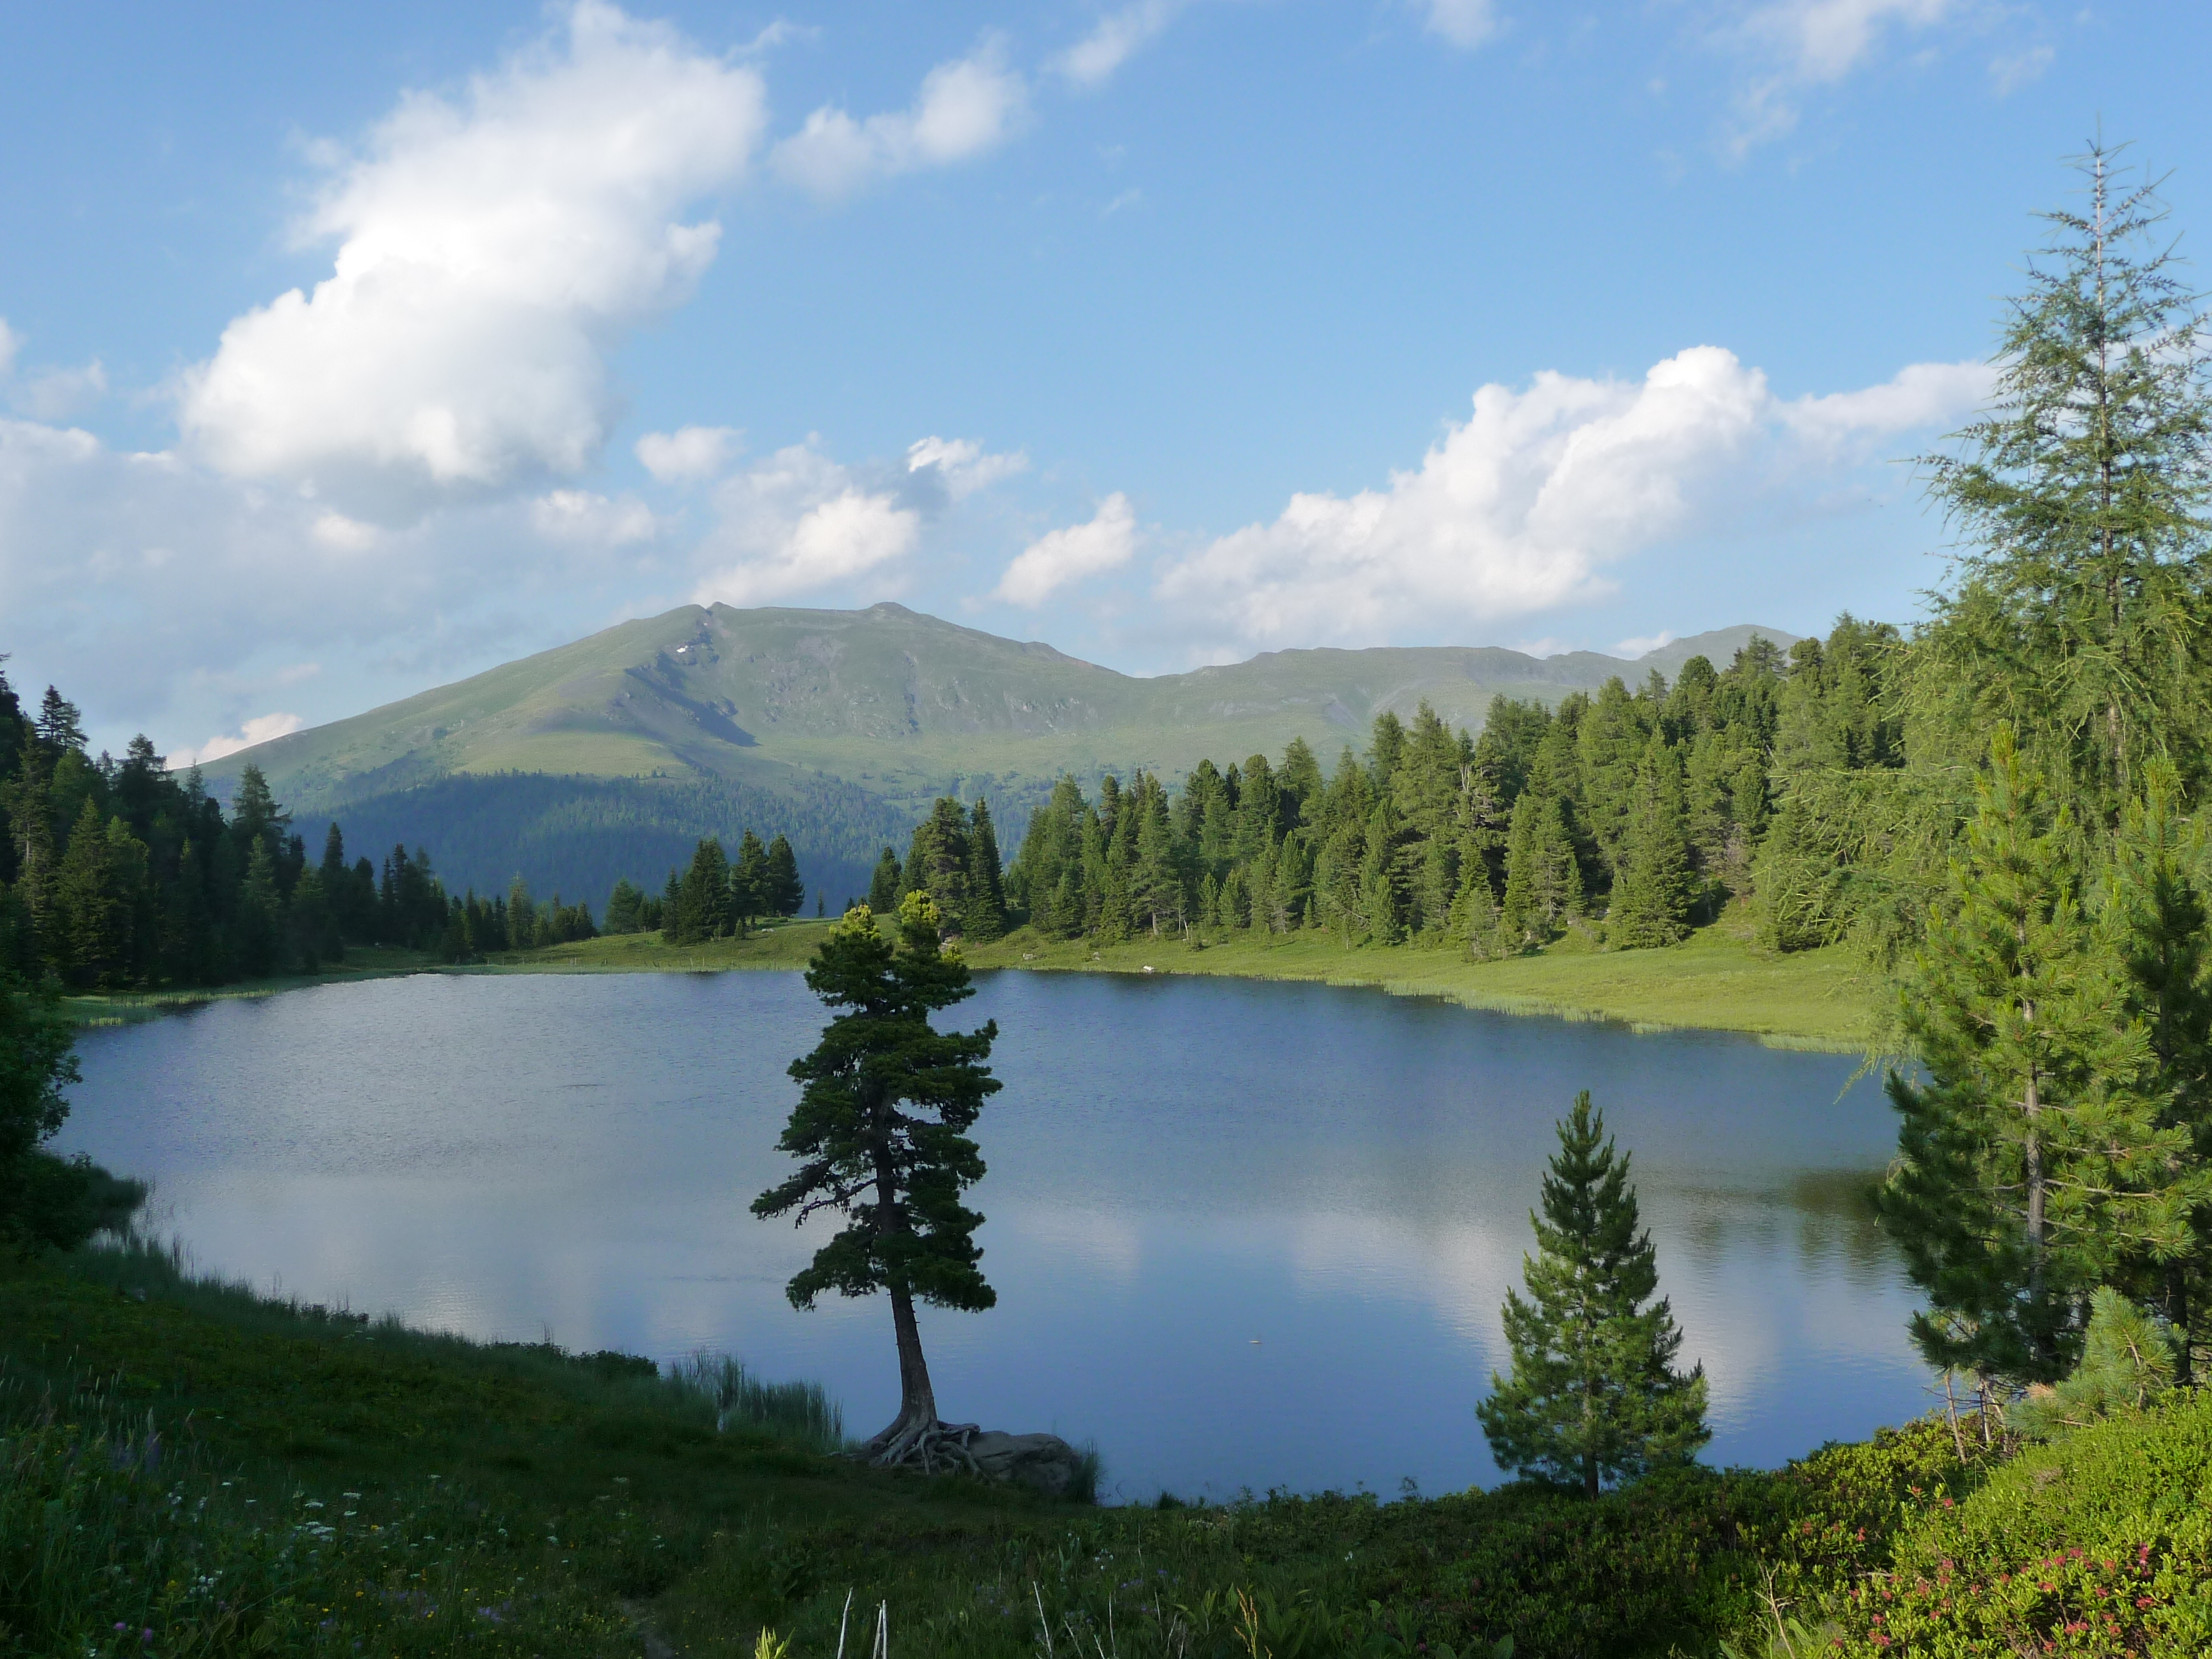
752;892;999;1443
1477;1091;1709;1497
1876;726;2200;1384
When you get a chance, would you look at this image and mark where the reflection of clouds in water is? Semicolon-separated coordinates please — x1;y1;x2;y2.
1265;1198;1925;1425
65;971;1935;1493
998;1207;1146;1283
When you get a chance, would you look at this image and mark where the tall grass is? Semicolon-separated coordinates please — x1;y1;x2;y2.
667;1354;847;1454
61;1231;846;1455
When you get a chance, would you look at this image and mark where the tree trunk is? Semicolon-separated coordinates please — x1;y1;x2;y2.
870;1281;940;1445
865;1155;940;1452
2023;1048;2048;1371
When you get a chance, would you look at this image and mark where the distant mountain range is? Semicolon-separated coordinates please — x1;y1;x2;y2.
198;604;1800;911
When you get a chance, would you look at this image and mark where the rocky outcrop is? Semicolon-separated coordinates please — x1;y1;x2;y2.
967;1431;1084;1497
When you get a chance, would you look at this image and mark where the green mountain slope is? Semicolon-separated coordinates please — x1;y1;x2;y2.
198;604;1797;907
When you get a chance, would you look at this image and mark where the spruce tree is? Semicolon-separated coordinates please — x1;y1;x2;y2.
732;830;771;924
965;800;1008;940
867;846;902;913
1477;1092;1709;1496
1500;789;1581;947
1609;735;1694;949
753;894;999;1458
764;833;804;916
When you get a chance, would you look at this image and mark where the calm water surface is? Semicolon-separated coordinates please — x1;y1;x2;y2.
61;970;1929;1502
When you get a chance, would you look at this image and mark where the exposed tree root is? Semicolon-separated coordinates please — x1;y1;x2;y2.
865;1418;984;1475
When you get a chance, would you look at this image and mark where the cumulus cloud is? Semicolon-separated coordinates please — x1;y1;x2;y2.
773;40;1027;198
994;493;1139;605
1154;346;1988;655
175;1;767;519
12;360;108;422
1422;0;1500;49
691;443;921;605
530;488;659;545
1724;0;1957;152
0;319;21;378
636;424;742;483
170;712;305;770
1054;1;1186;88
1780;358;1992;446
907;435;1027;501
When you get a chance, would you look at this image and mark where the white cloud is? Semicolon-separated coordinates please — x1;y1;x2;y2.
0;318;21;378
1780;358;1991;446
1422;0;1500;50
1989;43;2053;95
1054;1;1185;88
906;435;1027;501
531;489;659;545
1154;346;1989;655
994;493;1138;606
169;712;306;770
1612;631;1676;657
636;424;742;483
1724;0;1956;152
773;40;1027;199
175;2;767;519
691;442;921;605
310;511;380;551
12;360;108;422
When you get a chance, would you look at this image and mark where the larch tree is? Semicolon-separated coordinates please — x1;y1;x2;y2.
1477;1091;1709;1496
753;893;1000;1461
1915;142;2212;812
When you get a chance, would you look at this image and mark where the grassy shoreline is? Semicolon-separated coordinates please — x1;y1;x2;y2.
476;912;1878;1050
10;1236;2206;1657
56;913;1877;1048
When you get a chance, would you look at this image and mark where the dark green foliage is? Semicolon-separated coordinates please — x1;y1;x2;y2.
668;837;737;944
604;876;646;934
1877;728;2203;1384
1477;1092;1710;1497
754;894;999;1438
0;970;81;1243
965;799;1007;941
1607;735;1693;948
996;634;1828;957
867;845;901;913
764;833;805;917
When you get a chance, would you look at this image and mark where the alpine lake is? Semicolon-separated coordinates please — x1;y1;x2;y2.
59;968;1932;1503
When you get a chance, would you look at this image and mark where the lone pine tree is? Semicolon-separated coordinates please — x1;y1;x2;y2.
753;892;1000;1459
1477;1091;1708;1496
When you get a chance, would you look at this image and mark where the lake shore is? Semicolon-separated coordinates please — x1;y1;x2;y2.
461;911;1877;1050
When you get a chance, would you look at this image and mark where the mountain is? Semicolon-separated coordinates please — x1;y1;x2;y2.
198;604;1799;910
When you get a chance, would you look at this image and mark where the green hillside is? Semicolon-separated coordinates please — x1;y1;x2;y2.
196;604;1796;906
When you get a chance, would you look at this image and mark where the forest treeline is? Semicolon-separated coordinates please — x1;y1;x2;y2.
610;828;808;943
0;666;648;986
862;613;1913;959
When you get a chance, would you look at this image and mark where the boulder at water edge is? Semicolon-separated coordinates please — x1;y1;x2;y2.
968;1431;1082;1496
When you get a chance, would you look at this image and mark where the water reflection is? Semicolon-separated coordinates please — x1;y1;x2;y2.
61;969;1931;1502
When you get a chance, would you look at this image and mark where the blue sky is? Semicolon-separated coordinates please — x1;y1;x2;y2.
1;1;2206;763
